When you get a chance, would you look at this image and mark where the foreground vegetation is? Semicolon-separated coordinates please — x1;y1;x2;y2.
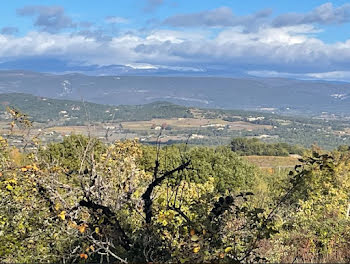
1;135;350;262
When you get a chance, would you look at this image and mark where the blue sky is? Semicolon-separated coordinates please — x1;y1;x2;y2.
1;0;350;80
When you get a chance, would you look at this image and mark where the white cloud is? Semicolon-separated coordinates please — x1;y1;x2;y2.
125;63;158;69
306;71;350;81
145;29;208;43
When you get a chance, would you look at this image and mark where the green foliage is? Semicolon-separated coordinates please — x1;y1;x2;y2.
141;144;258;194
265;152;350;262
0;147;72;263
39;134;106;171
231;137;305;156
1;132;350;263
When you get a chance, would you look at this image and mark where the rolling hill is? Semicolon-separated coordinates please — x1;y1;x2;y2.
0;93;192;123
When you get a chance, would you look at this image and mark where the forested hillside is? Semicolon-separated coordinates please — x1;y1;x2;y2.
0;93;192;123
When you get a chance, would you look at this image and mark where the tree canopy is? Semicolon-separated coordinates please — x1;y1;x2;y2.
0;132;349;263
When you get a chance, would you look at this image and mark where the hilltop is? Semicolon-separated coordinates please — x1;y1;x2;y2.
0;93;192;123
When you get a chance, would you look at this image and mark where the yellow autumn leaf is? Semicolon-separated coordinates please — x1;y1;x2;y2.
21;167;28;172
9;179;17;184
55;203;61;211
58;211;66;221
79;223;88;233
224;247;232;253
193;246;200;253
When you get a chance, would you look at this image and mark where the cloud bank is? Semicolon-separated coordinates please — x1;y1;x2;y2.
272;3;350;27
0;2;350;81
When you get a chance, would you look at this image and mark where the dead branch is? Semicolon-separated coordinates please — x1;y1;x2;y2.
142;160;191;224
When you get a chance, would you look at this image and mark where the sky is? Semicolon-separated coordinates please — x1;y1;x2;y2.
1;0;350;80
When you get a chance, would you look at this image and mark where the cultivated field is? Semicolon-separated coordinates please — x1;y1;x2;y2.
120;118;272;131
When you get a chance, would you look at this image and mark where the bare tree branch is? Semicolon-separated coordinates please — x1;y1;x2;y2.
142;160;191;224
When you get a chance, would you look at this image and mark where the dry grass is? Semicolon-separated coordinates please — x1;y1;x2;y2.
45;126;93;135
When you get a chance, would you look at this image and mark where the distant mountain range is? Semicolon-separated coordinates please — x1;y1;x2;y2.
0;70;350;115
0;58;249;77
